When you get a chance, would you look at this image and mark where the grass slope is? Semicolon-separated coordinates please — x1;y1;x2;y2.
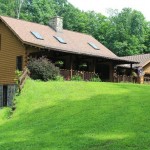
0;80;150;150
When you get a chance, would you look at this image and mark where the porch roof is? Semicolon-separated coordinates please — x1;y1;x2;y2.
0;16;138;64
119;53;150;68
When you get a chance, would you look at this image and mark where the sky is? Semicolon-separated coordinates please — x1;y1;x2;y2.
67;0;150;21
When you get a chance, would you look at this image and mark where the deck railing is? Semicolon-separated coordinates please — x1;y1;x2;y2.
114;75;138;83
144;77;150;84
60;69;71;80
60;69;96;81
18;68;30;92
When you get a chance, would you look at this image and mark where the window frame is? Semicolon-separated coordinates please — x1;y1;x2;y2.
53;36;67;44
16;56;23;71
88;42;99;50
31;31;44;40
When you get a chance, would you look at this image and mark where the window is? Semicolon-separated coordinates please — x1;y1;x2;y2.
88;42;99;50
31;31;44;40
54;36;67;44
16;56;23;71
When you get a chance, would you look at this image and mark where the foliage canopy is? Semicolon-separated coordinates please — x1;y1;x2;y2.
0;0;149;56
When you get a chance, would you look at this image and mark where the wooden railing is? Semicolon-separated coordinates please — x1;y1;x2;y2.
60;69;71;80
114;75;138;83
60;69;96;81
144;77;150;84
18;68;30;92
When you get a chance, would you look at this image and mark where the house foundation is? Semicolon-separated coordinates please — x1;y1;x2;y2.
0;84;16;107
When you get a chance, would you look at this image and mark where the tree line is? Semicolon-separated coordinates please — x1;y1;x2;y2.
0;0;149;56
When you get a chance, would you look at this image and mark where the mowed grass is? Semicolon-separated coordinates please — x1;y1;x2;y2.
0;80;150;150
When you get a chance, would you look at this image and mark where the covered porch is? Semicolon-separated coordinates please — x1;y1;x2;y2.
29;49;137;82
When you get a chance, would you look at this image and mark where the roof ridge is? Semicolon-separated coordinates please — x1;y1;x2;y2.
0;15;49;27
1;15;96;37
64;29;91;36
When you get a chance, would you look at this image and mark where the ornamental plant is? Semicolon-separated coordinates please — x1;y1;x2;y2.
28;57;60;81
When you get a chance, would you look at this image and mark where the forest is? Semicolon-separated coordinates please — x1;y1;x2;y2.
0;0;150;56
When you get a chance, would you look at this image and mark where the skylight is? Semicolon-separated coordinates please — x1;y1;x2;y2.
88;42;99;50
31;31;44;40
54;36;67;44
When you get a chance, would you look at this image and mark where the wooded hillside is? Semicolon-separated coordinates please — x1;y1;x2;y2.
0;0;149;56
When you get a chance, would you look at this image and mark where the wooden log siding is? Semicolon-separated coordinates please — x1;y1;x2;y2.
0;21;26;84
144;62;150;75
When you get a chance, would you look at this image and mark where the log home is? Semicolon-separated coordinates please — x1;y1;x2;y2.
0;16;137;107
118;54;150;83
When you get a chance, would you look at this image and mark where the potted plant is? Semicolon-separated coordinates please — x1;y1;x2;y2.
79;63;87;69
55;60;64;67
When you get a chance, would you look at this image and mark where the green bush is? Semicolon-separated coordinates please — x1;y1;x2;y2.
90;74;101;82
55;75;64;81
131;71;138;77
71;74;83;81
28;57;60;81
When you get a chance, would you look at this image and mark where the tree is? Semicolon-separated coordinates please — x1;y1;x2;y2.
15;0;25;19
106;8;148;56
0;0;25;19
0;1;149;55
143;22;150;53
20;0;56;24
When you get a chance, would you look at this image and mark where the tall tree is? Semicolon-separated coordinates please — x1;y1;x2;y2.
106;8;148;56
0;0;25;18
20;0;56;24
15;0;25;19
0;1;149;55
144;22;150;53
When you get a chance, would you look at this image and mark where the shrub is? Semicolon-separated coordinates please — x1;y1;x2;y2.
71;74;83;81
55;75;64;81
28;57;60;81
131;71;137;77
90;74;101;82
14;70;23;84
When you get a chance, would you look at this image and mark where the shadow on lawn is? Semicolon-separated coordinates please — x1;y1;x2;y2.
0;90;150;150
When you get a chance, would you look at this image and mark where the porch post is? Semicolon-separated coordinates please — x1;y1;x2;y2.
130;64;133;70
93;58;96;73
109;63;113;82
70;55;73;79
130;63;133;76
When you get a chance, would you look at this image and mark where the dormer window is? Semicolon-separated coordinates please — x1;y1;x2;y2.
31;31;44;40
54;36;66;44
88;42;99;50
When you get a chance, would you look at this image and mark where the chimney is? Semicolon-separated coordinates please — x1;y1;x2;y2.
49;16;63;32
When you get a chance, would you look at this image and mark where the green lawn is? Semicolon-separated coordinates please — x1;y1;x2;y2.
0;80;150;150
